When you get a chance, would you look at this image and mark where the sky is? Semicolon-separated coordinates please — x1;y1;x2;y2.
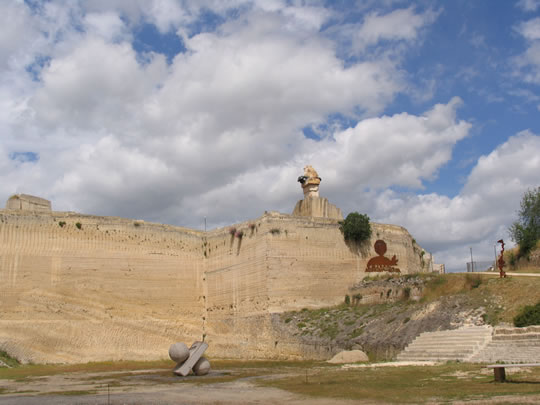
1;0;540;272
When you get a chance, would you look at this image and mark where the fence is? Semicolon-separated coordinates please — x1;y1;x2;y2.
466;260;496;272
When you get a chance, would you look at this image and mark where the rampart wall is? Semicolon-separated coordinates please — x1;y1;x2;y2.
0;209;430;363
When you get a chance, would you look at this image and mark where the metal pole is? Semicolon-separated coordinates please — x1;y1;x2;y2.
470;247;474;272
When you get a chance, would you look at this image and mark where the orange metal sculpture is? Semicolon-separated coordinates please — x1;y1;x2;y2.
497;239;507;278
366;240;400;273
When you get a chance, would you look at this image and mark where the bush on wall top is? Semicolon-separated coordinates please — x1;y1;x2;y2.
339;212;371;244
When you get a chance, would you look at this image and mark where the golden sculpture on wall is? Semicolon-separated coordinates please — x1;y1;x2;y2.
366;239;400;273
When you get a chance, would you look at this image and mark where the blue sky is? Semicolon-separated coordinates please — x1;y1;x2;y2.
1;0;540;271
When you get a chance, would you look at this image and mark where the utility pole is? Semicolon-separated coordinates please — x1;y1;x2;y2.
470;247;474;272
204;217;207;232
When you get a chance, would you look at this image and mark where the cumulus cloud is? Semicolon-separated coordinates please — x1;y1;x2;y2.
514;17;540;83
371;131;540;270
84;11;130;42
517;0;540;12
0;1;40;70
30;37;167;131
350;7;439;55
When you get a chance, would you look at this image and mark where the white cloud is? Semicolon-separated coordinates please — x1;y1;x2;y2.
84;11;129;42
370;131;540;271
517;0;540;12
518;17;540;41
310;97;470;190
351;7;439;54
1;2;416;220
0;1;40;70
30;37;167;131
514;17;540;83
177;98;471;228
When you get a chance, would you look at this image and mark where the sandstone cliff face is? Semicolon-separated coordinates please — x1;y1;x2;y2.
0;209;430;363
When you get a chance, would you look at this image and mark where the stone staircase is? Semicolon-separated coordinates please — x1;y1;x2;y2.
396;325;493;362
468;326;540;363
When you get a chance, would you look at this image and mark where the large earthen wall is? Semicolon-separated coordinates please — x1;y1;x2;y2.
0;209;430;363
0;211;204;363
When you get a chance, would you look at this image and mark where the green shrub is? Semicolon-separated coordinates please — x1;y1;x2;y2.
352;293;363;305
509;252;517;267
75;222;82;230
339;212;371;244
0;350;20;368
344;295;351;305
514;300;540;327
402;287;411;300
58;221;66;228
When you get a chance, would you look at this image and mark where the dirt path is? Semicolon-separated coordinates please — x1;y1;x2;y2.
0;368;360;405
2;364;540;404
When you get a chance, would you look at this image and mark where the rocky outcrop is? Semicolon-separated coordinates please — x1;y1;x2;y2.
328;350;369;363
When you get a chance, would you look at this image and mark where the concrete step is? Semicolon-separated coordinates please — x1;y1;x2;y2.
411;337;489;344
418;328;491;335
469;340;540;363
397;326;493;362
398;353;470;361
399;348;476;354
487;341;540;346
403;345;478;351
493;335;540;341
495;326;540;335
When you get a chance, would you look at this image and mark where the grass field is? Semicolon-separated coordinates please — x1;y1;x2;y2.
259;362;540;403
1;360;540;403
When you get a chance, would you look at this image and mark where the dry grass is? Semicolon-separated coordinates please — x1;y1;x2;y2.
503;243;540;273
260;362;540;403
0;359;172;380
420;273;540;325
3;360;540;403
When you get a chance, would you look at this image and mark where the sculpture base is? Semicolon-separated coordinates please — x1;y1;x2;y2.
292;197;343;220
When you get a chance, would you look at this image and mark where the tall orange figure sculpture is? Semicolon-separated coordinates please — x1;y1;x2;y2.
497;239;507;278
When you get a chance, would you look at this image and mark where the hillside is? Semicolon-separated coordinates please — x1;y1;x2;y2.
274;273;540;360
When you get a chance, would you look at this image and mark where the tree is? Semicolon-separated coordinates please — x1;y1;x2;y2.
509;187;540;257
339;212;371;244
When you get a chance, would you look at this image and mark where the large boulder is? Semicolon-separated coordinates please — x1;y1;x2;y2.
327;350;369;364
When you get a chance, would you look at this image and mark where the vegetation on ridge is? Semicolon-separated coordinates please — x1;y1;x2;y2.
339;212;371;244
510;186;540;258
279;273;540;360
